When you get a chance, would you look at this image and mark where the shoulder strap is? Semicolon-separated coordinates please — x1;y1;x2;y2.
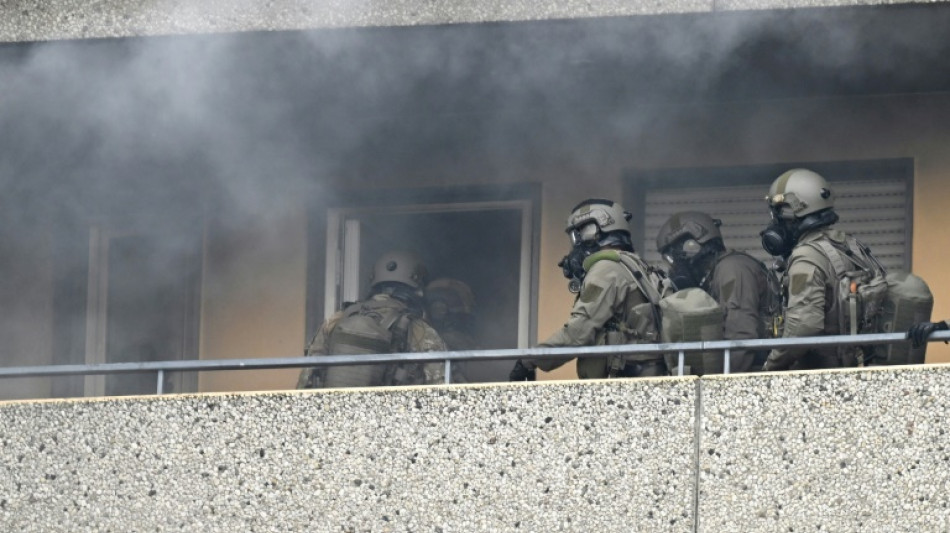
390;314;412;353
581;250;663;304
810;239;850;278
846;236;887;275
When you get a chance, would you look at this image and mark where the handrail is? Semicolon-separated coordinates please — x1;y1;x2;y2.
1;331;948;394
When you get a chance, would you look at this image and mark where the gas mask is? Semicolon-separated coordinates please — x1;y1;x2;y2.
427;300;449;326
661;238;705;290
559;241;598;293
557;222;601;292
761;206;839;258
760;201;799;258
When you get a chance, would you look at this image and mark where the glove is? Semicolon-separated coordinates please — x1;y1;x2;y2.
509;360;537;382
908;321;949;349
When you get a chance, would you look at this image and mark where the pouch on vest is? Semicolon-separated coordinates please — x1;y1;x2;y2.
659;287;724;375
812;237;888;366
874;271;934;365
324;302;409;388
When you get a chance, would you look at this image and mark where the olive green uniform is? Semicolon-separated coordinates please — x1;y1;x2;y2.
533;250;661;379
763;228;849;371
426;325;473;384
703;250;772;373
297;293;448;388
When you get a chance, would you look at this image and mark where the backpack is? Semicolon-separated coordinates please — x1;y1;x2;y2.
658;287;725;375
875;271;934;365
323;299;412;387
586;251;723;376
802;236;934;366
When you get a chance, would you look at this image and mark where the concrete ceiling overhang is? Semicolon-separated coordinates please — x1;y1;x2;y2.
0;0;947;43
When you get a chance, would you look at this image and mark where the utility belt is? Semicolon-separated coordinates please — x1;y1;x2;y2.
604;318;665;378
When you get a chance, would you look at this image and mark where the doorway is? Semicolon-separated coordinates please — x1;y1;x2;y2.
323;199;536;383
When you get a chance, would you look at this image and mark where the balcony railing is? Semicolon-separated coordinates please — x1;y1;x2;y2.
1;331;948;395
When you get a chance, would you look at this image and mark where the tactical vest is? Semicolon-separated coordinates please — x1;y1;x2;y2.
583;250;723;376
323;299;412;388
812;238;934;365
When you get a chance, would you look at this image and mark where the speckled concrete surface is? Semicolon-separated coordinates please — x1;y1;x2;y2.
1;0;945;43
0;379;697;532
699;365;950;533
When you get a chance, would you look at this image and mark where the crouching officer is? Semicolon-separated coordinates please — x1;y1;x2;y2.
425;278;479;352
656;211;777;373
297;250;447;389
510;198;666;380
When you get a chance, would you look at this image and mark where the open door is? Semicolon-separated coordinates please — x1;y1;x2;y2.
324;200;535;383
84;225;201;396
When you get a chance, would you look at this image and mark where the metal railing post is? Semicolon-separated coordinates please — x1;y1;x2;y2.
156;370;164;395
678;351;685;376
444;360;452;384
723;348;731;375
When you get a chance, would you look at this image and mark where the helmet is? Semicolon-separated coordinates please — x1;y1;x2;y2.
761;169;838;258
425;278;475;315
655;211;723;255
565;198;632;245
766;168;835;219
370;250;428;291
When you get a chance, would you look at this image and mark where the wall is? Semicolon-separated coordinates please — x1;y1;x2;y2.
198;207;308;392
2;365;949;532
698;365;950;532
0;378;698;532
0;225;54;400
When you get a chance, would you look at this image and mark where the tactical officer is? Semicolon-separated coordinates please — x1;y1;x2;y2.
425;278;479;352
297;250;447;389
424;277;477;383
760;168;856;371
510;198;666;380
909;320;949;348
656;211;776;373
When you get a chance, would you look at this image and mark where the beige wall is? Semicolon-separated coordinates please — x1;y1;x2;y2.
912;153;950;362
195;92;950;391
197;206;308;392
0;226;54;399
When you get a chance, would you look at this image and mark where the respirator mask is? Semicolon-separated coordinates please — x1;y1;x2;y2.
760;205;798;258
559;222;600;293
662;238;705;290
760;205;839;258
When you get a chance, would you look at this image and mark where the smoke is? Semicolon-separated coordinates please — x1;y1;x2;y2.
0;3;947;393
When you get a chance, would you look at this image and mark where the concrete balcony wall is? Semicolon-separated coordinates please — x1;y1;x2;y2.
3;365;950;531
0;378;698;532
698;365;950;532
